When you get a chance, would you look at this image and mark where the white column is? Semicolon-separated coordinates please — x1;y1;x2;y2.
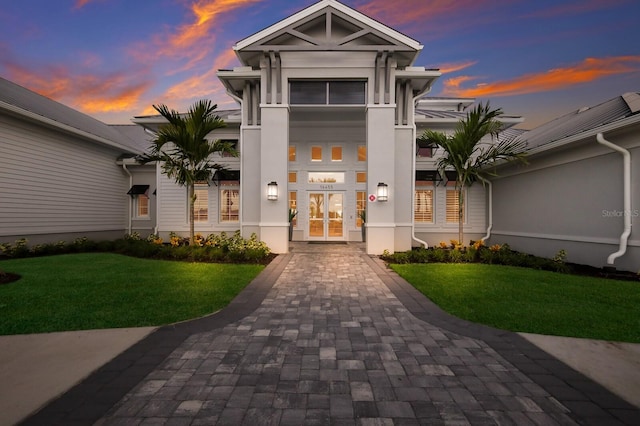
259;104;289;253
394;126;414;252
366;104;396;254
240;126;261;239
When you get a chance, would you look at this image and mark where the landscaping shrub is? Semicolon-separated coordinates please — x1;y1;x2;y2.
448;248;464;263
0;231;272;264
379;242;618;279
430;248;449;263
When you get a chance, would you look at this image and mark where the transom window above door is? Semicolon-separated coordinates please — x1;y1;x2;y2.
308;172;345;184
290;80;366;105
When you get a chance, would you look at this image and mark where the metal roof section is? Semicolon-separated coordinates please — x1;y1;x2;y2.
415;98;524;128
416;97;475;112
110;124;153;154
0;77;142;154
132;109;242;135
233;0;423;68
518;92;640;153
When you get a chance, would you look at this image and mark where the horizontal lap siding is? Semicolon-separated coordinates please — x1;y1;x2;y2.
157;172;187;230
0;115;128;238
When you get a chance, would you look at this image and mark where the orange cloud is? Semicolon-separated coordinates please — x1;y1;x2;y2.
158;0;262;59
357;0;485;27
442;56;640;98
5;63;152;113
136;49;238;117
74;0;93;9
164;49;238;100
437;60;477;74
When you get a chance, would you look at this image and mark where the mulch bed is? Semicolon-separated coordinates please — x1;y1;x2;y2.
0;272;21;285
568;263;640;282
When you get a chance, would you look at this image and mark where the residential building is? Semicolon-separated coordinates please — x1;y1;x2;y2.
1;0;636;272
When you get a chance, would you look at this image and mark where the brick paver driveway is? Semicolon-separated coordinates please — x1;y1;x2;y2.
25;243;638;425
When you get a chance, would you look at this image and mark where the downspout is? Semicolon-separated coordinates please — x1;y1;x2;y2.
596;133;632;265
122;163;133;235
142;127;160;235
479;176;492;242
225;87;245;239
411;90;429;249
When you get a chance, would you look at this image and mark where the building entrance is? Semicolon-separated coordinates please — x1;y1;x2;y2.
308;191;345;240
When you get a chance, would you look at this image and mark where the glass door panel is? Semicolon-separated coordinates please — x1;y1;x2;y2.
328;193;343;238
308;192;344;240
309;193;325;238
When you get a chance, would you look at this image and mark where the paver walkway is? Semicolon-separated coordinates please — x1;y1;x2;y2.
23;243;639;425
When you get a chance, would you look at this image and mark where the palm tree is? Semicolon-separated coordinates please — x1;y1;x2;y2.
148;100;236;245
419;102;527;245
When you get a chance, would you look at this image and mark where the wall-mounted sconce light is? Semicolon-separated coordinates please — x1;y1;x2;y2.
377;182;388;202
267;181;278;200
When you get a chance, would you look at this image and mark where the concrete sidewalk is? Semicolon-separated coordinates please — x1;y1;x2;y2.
0;327;155;426
6;243;640;425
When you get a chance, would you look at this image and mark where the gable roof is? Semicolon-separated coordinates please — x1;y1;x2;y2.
0;77;142;154
519;92;640;153
234;0;423;67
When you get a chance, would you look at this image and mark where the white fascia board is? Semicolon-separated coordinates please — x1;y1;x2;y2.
527;113;640;157
395;69;441;78
235;0;422;52
217;69;261;95
0;101;142;155
415;116;523;125
415;117;461;125
417;98;475;108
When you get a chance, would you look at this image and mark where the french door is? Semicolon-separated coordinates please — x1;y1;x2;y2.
308;191;345;240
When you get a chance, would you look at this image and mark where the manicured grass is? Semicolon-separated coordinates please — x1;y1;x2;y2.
390;263;640;343
0;253;264;335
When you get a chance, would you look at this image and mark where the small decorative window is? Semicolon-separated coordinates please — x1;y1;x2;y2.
331;146;342;162
311;146;322;162
289;172;297;183
308;172;345;184
356;172;367;183
289;146;296;162
357;145;367;162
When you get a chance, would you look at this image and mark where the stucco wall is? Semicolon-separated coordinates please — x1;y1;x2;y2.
491;139;639;272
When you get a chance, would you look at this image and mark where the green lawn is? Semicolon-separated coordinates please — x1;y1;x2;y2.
0;253;264;335
390;263;640;343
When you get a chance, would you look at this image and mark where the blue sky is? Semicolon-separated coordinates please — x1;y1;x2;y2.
1;0;638;129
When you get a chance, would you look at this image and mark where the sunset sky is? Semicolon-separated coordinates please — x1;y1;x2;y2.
1;0;638;129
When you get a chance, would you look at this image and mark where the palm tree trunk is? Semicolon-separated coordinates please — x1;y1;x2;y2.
188;183;195;245
458;186;464;246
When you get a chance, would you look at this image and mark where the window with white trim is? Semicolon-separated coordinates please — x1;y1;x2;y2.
220;187;239;223
414;183;434;223
136;194;149;218
446;189;464;223
290;80;366;105
194;183;209;223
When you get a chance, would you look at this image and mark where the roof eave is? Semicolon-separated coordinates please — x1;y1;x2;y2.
526;113;640;157
0;101;142;155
